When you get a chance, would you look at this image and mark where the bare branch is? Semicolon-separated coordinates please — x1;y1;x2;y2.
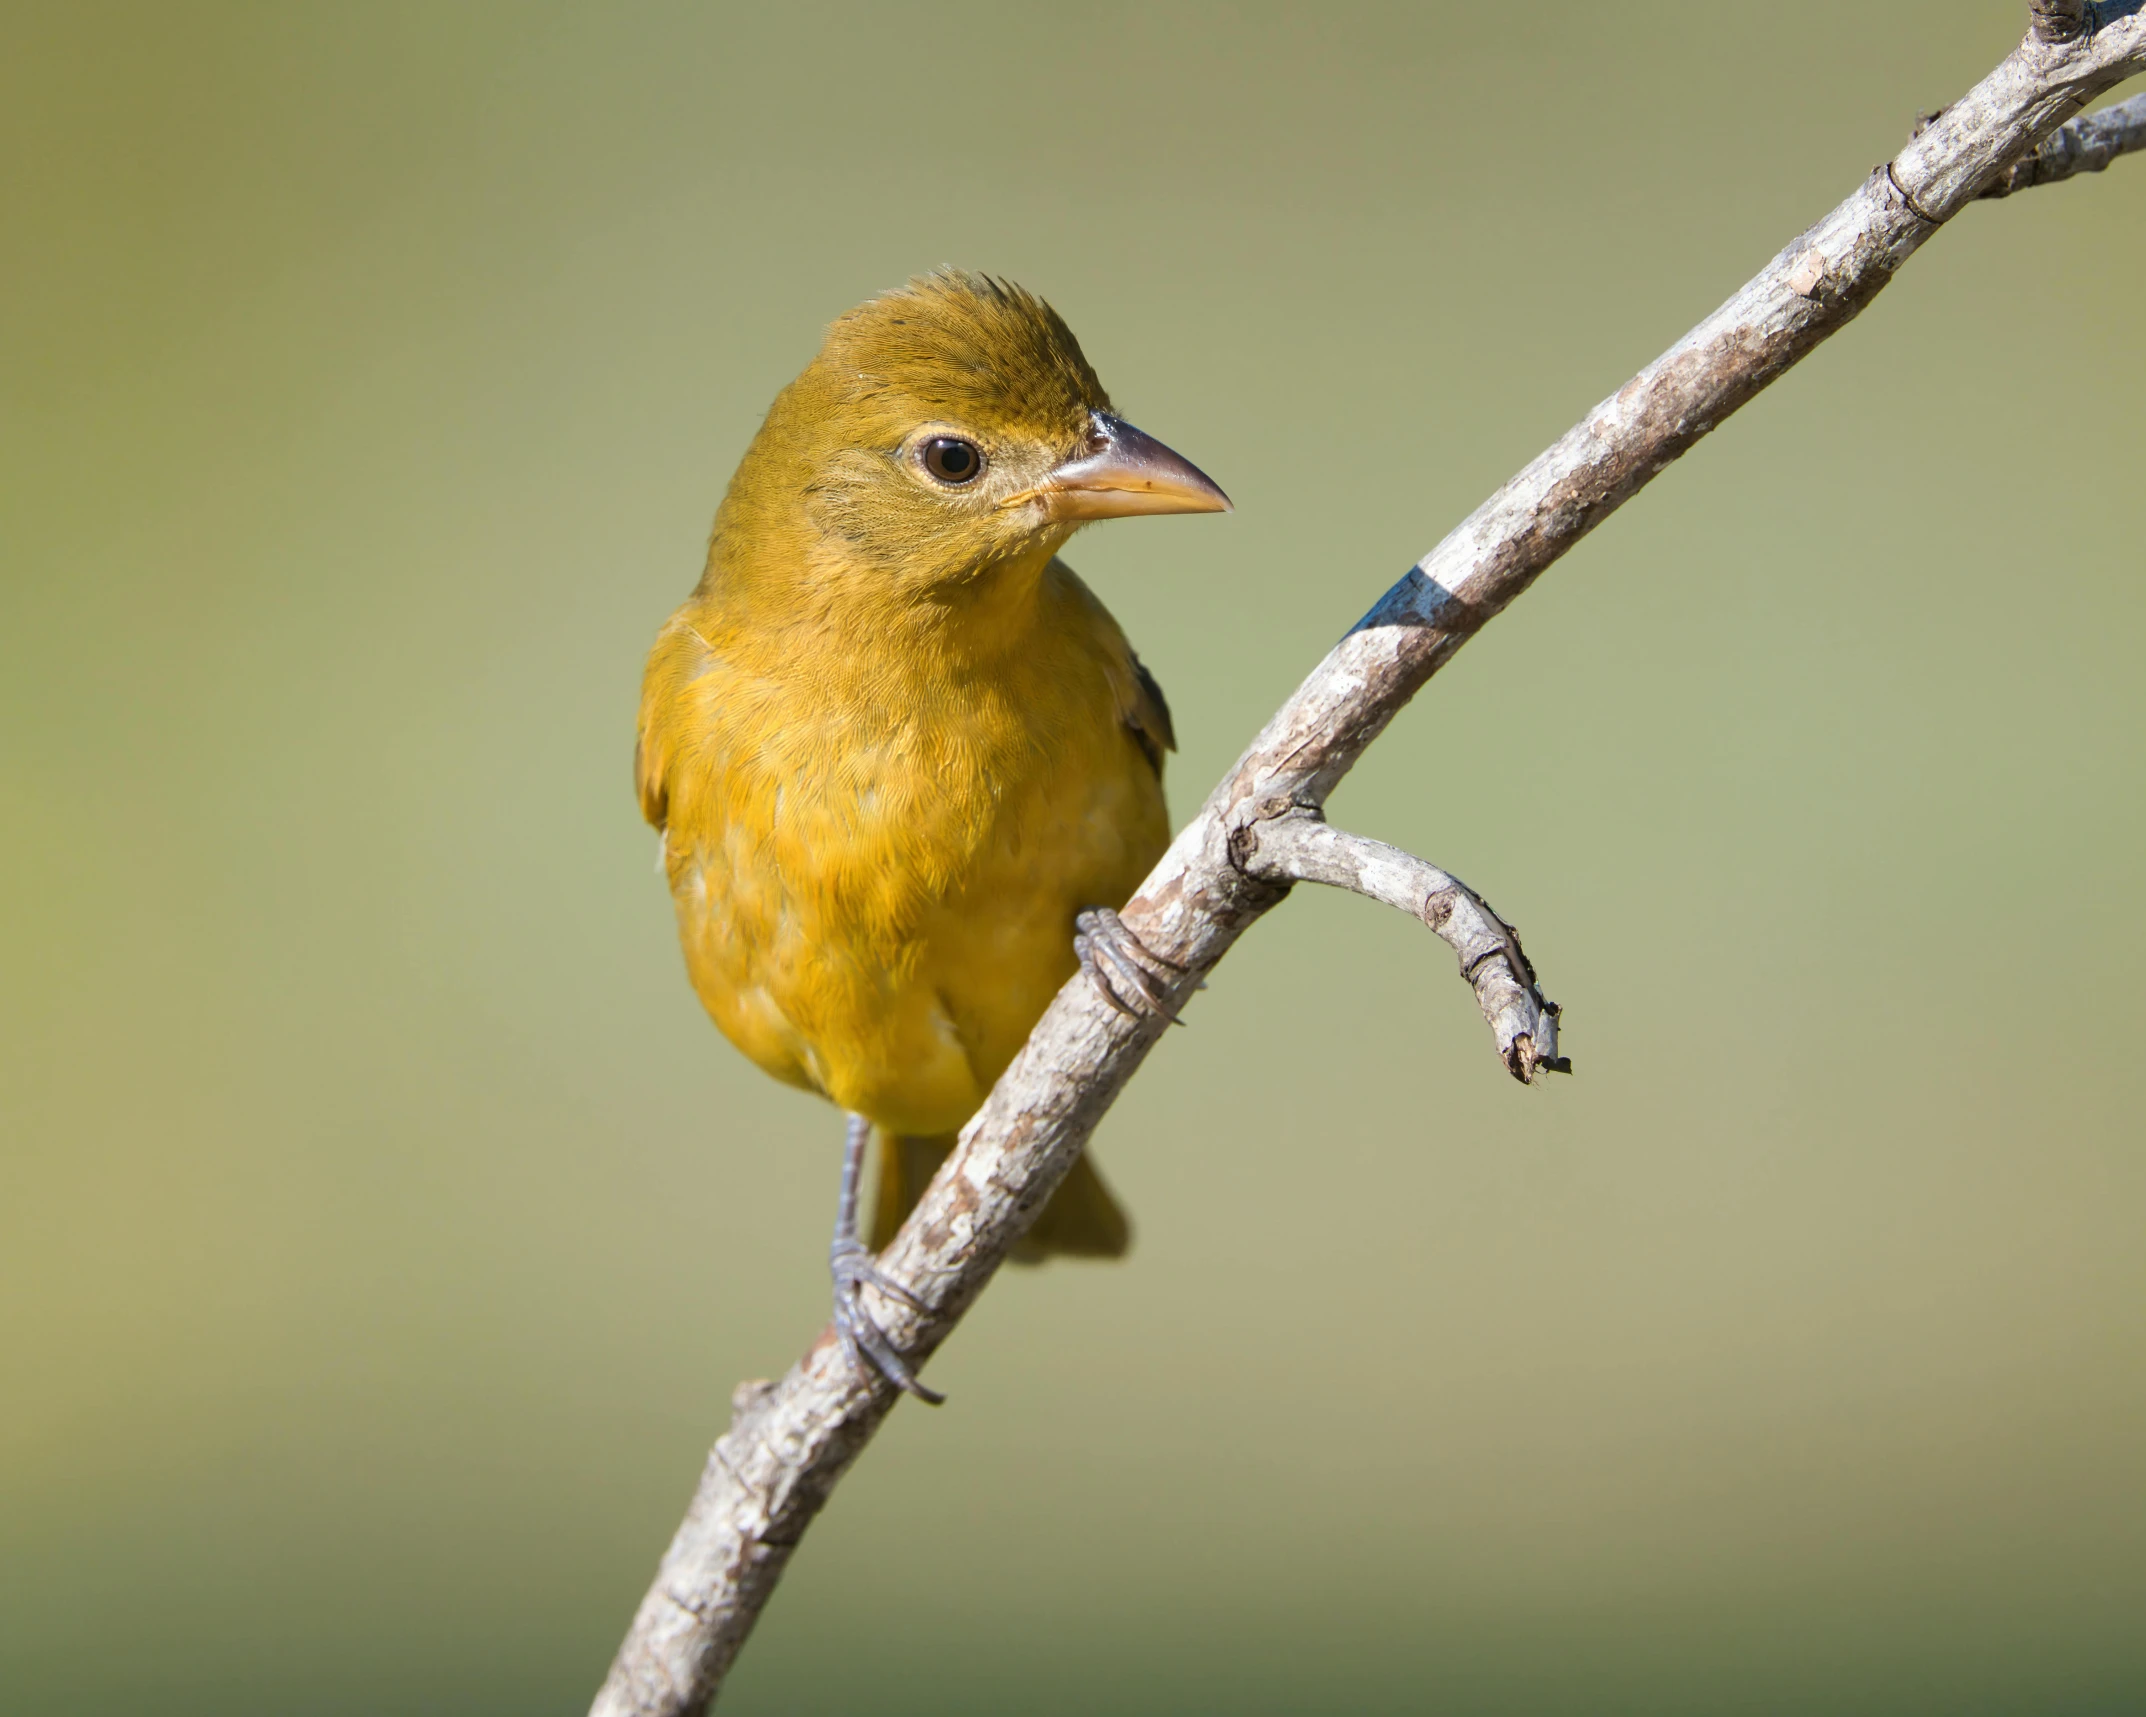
1235;811;1568;1083
591;12;2146;1714
1980;90;2146;194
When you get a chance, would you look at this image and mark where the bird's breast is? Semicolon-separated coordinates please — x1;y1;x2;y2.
654;627;1165;1132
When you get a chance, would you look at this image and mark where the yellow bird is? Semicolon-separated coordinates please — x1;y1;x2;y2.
636;272;1228;1399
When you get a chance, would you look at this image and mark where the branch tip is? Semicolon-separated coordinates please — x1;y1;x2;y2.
1238;814;1564;1086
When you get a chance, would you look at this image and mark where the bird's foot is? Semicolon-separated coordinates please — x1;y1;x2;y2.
1074;906;1187;1025
829;1236;944;1405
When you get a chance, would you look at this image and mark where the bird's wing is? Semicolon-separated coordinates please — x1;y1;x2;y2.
1124;650;1175;781
1044;557;1176;783
635;615;717;831
633;732;668;831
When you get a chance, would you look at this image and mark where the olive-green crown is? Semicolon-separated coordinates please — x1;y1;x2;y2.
816;270;1111;438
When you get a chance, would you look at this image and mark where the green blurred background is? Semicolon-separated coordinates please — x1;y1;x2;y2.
5;2;2143;1711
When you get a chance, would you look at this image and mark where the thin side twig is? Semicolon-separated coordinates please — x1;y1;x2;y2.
1233;810;1568;1083
1980;90;2146;194
591;10;2146;1713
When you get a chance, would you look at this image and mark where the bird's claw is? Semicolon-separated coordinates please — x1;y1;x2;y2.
829;1237;944;1405
1074;906;1187;1024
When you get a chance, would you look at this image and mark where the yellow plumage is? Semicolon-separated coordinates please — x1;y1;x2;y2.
637;271;1223;1307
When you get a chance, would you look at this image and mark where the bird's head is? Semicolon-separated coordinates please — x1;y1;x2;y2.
715;271;1228;599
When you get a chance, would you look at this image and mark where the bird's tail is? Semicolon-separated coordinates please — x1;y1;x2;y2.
868;1130;1130;1263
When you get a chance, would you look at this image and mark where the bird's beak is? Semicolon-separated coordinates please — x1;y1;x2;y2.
1027;414;1232;522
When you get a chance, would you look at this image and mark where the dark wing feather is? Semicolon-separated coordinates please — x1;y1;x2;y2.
633;732;668;831
1124;651;1175;781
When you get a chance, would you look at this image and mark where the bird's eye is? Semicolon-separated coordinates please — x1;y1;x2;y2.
921;437;984;485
